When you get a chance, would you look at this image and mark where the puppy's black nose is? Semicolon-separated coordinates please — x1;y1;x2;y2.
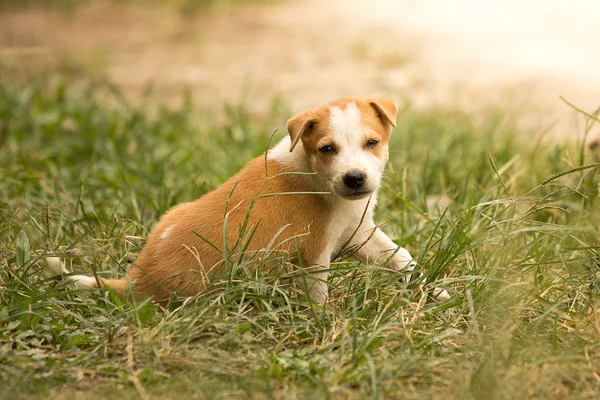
343;171;365;189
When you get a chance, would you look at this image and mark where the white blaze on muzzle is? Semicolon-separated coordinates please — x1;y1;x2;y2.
327;102;385;197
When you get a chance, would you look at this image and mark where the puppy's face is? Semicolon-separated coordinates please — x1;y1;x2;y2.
287;98;397;200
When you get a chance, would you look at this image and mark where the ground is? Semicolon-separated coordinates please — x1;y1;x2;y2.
1;0;599;137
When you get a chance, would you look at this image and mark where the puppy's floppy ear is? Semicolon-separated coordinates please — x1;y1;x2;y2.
287;111;316;152
368;98;398;128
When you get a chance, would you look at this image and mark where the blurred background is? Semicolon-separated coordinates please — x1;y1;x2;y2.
1;0;598;138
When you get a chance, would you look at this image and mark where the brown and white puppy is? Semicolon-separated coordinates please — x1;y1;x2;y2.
48;98;424;304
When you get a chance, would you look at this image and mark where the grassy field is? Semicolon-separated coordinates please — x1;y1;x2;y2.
0;75;599;399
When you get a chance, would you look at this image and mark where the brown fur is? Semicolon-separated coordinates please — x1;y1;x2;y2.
126;157;333;301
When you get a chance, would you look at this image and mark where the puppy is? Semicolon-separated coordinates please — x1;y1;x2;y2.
48;98;428;304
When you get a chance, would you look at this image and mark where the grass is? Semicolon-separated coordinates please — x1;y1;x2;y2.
0;75;599;399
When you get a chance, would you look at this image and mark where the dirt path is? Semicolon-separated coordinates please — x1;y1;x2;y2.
1;0;598;138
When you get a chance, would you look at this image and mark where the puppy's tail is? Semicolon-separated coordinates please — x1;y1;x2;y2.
46;257;130;298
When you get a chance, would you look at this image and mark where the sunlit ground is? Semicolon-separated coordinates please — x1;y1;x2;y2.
1;0;598;138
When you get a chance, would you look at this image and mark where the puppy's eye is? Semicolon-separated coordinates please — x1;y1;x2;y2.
319;145;334;154
366;139;380;148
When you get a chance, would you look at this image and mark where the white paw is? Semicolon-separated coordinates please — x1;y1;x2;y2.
307;282;329;304
389;247;416;272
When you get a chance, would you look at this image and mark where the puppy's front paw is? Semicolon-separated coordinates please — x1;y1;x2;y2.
306;282;329;305
387;247;417;285
388;247;415;272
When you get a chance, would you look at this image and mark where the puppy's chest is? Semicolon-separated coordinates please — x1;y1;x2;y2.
325;201;373;254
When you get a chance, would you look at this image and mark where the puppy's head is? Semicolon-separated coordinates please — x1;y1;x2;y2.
287;98;397;200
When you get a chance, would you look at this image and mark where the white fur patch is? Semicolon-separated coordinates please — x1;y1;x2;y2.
160;225;175;240
327;102;386;197
327;195;375;255
267;136;311;172
328;102;363;145
395;247;415;270
268;136;294;161
46;257;69;276
71;275;97;289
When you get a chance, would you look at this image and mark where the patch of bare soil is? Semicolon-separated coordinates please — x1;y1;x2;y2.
1;0;598;138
